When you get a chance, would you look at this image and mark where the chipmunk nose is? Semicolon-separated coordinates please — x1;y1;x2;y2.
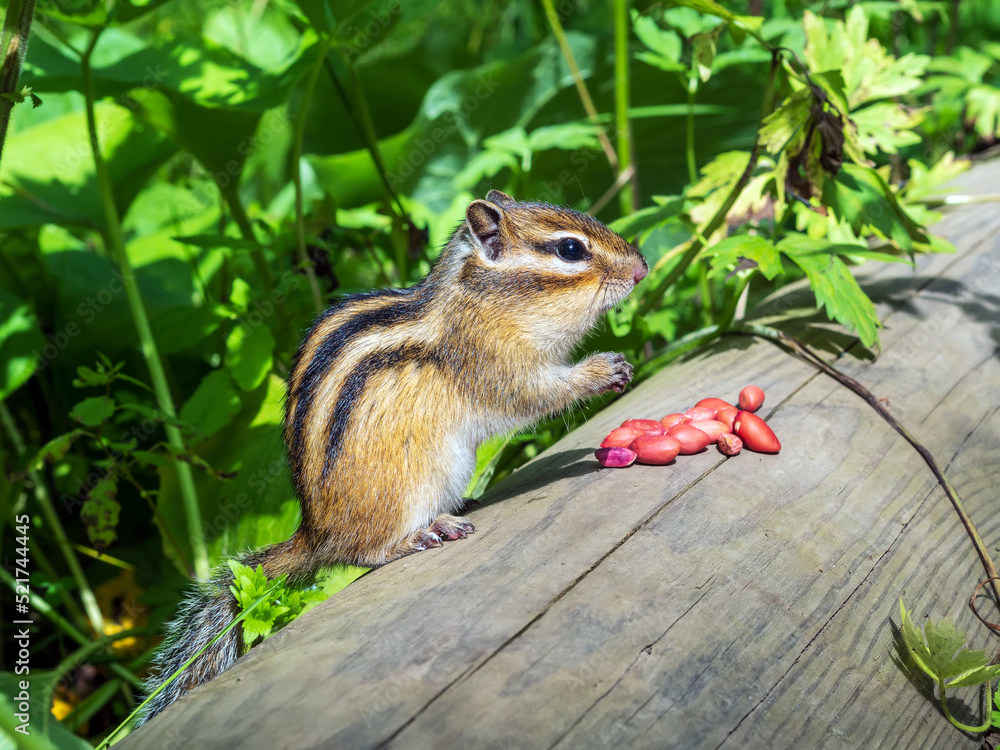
633;259;649;285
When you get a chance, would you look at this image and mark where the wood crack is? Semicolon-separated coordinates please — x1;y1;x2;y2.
544;587;714;750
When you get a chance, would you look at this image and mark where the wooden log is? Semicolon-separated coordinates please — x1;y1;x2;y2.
127;162;1000;749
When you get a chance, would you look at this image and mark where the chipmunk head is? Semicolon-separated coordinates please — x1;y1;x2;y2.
452;190;648;348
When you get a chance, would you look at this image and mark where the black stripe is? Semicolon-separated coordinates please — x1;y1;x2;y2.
322;344;445;479
285;286;428;498
460;264;580;294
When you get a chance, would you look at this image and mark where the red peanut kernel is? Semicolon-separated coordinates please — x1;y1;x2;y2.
718;433;743;456
738;385;765;412
595;447;638;468
715;405;738;432
684;406;717;421
620;418;665;436
665;425;713;454
628;435;681;465
687;419;728;442
695;397;733;412
733;410;781;453
601;426;645;449
659;413;692;430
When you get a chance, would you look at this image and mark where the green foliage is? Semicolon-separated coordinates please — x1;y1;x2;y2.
228;560;327;650
899;599;1000;733
992;686;1000;729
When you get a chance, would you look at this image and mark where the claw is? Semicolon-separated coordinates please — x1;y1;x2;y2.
429;515;476;541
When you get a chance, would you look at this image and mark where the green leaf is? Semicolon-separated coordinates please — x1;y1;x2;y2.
0;103;176;232
30;430;85;471
454;150;519;191
157;375;297;571
967;84;1000;139
925;46;993;83
759;89;813;155
920;617;991;681
81;477;120;550
704;235;783;281
73;365;113;388
729;15;763;46
902;153;969;202
780;239;881;348
851;102;924;155
290;0;336;34
633;11;685;73
689;151;752;197
180;370;243;441
664;0;735;24
161;444;238;481
0;291;43;402
225;324;276;392
150;304;232;355
70;396;116;426
822;164;929;251
608;196;684;240
241;617;273;647
527;122;602;153
803;7;928;109
947;662;1000;688
692;25;724;82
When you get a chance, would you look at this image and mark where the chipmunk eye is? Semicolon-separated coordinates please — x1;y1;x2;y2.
556;237;587;262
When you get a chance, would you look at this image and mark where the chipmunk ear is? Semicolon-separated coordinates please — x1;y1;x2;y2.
486;190;516;208
466;199;506;261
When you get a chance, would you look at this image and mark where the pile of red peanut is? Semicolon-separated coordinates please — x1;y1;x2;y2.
595;385;781;468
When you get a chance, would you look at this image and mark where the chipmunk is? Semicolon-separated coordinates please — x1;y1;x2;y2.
138;190;648;724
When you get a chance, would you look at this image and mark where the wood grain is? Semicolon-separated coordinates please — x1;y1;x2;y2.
127;161;1000;750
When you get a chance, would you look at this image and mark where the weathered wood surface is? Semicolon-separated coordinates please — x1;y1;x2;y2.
129;160;1000;750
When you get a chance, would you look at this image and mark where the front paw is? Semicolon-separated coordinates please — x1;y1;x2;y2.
588;352;633;394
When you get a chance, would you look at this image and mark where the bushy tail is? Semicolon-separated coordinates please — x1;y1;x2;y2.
137;532;315;725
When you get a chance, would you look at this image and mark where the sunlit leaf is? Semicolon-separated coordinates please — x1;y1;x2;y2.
180;370;243;441
779;237;881;347
704;234;783;280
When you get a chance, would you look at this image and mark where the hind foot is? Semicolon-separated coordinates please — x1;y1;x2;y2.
378;515;476;565
409;514;476;552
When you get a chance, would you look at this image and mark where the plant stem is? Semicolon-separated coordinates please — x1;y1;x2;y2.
539;0;620;172
292;37;331;312
81;30;209;580
635;141;760;316
322;57;406;219
717;271;753;331
224;184;275;290
0;0;36;172
744;324;1000;608
1;402;98;631
613;0;638;214
938;678;992;733
636;324;722;379
686;71;698;185
344;57;412;281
